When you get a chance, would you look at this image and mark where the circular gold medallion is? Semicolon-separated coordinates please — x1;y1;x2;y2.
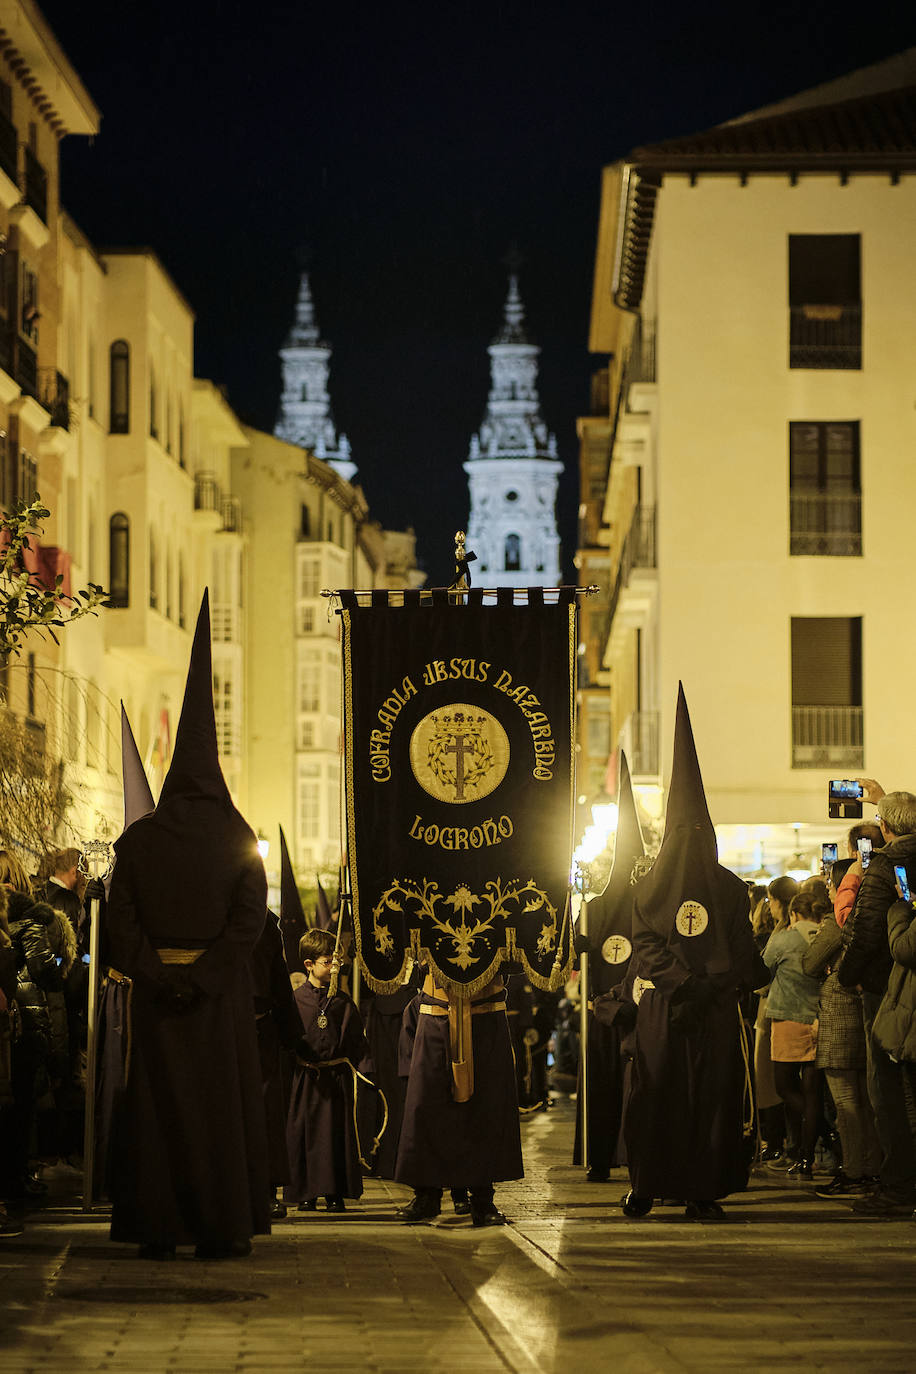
601;934;632;965
409;704;509;804
675;901;708;937
632;976;655;1005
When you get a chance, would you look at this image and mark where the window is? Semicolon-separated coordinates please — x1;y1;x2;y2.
110;341;130;433
149;365;158;440
20;262;38;343
178;554;186;627
300;505;311;539
299;661;320;713
18;450;37;505
178;399;186;468
299;720;315;750
149;529;158;610
791;616;863;768
300;606;315;635
789;235;861;370
299;765;321;841
789;422;861;556
299;556;320;598
505;533;521;572
108;514;129;607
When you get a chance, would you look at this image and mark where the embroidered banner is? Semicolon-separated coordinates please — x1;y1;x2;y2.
341;592;577;996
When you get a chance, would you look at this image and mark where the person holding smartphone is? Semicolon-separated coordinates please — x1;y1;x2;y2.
838;791;916;1216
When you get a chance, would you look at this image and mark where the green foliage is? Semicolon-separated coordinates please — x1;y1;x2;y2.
0;495;108;662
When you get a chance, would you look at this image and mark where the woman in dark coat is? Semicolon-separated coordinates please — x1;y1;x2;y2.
0;850;63;1199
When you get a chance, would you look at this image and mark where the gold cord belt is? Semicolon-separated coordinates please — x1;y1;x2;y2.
419;1001;505;1017
157;948;203;965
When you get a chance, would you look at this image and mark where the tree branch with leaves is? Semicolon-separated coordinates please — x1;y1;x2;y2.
0;495;108;663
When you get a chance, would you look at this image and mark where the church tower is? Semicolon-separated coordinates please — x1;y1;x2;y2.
464;271;562;587
275;271;357;483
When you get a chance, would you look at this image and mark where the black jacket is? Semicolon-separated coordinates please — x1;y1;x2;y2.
8;890;64;1054
838;833;916;995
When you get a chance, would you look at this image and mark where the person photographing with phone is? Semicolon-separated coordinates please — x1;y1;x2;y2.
837;790;916;1216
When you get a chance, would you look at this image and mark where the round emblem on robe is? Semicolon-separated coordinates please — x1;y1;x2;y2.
632;976;655;1005
601;934;632;965
675;901;708;937
409;704;509;804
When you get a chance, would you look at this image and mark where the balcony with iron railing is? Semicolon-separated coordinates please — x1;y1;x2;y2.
0;108;16;185
38;369;70;430
792;705;863;769
619;710;660;780
627;316;657;386
790;490;861;557
789;304;861;370
23;146;47;224
193;470;221;514
212;604;240;643
220;495;241;533
606;503;657;629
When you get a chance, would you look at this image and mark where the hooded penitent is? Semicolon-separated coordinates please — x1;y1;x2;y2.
315;876;334;932
279;827;307;973
105;589;270;1248
584;751;645;996
633;682;749;984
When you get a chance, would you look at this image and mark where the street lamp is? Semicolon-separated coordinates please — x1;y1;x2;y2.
256;831;270;861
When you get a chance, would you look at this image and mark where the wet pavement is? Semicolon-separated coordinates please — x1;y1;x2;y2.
2;1100;915;1373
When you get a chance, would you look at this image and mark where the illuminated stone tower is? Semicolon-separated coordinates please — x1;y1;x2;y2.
275;271;356;482
464;272;562;587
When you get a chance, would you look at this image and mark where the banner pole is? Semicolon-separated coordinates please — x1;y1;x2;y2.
577;873;589;1172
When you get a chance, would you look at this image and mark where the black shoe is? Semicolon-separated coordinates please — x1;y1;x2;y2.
586;1168;610;1183
685;1200;725;1221
297;1199;318;1212
325;1196;345;1213
137;1244;176;1261
452;1198;471;1215
471;1204;507;1227
786;1159;813;1180
621;1192;653;1217
397;1194;440;1224
194;1239;252;1259
270;1199;288;1220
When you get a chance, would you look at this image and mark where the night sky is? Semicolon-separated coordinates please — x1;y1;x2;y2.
39;1;916;583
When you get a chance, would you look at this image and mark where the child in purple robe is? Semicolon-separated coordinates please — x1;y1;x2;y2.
284;928;368;1213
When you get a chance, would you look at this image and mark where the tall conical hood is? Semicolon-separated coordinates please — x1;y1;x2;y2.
584;752;645;993
664;683;715;840
634;683;748;977
315;876;334;932
120;703;155;829
278;826;307;973
156;590;232;809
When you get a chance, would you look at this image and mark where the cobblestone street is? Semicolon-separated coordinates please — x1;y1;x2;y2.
2;1100;915;1373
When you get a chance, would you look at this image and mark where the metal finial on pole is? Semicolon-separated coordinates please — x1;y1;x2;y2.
451;530;477;601
80;838;113;1212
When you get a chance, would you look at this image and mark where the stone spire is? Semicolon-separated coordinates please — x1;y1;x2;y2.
463;268;562;587
275;269;357;483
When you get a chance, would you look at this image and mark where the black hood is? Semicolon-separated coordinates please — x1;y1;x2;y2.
279;825;306;973
584;752;645;991
634;684;748;978
156;590;234;811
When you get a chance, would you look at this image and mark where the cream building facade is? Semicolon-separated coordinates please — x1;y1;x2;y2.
579;52;916;875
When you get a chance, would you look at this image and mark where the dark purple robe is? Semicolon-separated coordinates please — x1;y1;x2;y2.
106;803;270;1249
284;981;367;1202
250;913;301;1188
363;979;418;1179
394;989;523;1189
621;893;765;1202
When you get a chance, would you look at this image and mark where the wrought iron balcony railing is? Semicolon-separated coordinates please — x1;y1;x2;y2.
790;304;861;370
790;490;861;557
792;705;864;769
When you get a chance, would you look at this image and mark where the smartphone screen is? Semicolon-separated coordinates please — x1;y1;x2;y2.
829;780;864;801
895;865;911;901
858;837;873;870
821;843;838;863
